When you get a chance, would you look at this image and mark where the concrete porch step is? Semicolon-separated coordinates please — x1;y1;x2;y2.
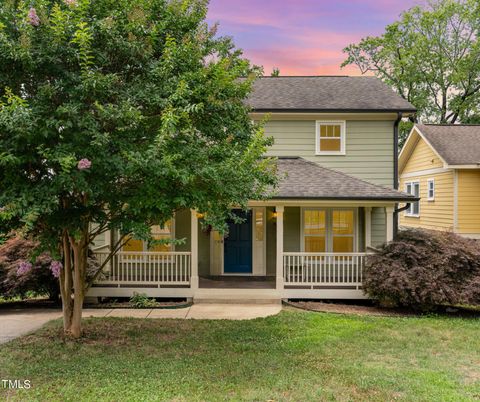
193;289;282;305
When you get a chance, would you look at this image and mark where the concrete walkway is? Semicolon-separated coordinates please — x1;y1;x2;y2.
0;304;282;344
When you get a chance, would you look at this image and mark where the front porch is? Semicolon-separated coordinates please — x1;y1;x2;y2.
89;205;392;301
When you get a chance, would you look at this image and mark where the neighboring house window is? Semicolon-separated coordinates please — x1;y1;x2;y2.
123;219;174;252
427;179;435;201
315;121;346;155
302;208;355;252
405;182;420;216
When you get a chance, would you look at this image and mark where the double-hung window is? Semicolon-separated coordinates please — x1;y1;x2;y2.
123;219;174;252
405;182;420;216
427;179;435;201
316;121;346;155
302;208;355;253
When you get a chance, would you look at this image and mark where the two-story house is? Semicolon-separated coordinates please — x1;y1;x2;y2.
89;76;417;303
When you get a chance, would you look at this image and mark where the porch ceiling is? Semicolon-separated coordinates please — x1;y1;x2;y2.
273;157;418;202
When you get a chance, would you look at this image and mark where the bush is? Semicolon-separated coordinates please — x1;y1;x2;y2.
0;237;59;300
130;293;158;308
364;229;480;310
0;236;101;302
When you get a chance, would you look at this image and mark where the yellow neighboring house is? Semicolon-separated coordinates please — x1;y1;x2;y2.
399;124;480;238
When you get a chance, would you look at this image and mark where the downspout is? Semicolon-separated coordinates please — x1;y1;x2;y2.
393;112;402;237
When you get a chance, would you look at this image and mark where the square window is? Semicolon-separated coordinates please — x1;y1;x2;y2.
316;121;345;155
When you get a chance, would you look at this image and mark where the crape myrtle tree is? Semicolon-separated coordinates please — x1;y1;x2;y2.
0;0;277;337
342;0;480;146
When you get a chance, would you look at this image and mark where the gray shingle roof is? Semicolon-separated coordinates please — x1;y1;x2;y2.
416;124;480;166
274;157;416;201
248;76;416;112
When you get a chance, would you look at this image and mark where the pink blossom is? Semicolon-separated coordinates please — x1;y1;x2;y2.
17;261;33;276
28;8;40;27
50;261;62;278
77;158;92;170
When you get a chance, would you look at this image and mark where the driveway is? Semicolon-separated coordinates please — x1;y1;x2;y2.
0;308;62;344
0;304;282;343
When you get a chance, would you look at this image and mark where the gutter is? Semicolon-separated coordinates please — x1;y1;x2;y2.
393;112;402;237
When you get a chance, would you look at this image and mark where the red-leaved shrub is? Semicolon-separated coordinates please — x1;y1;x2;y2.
0;236;59;300
364;229;480;310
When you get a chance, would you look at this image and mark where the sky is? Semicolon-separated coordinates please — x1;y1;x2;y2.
207;0;424;76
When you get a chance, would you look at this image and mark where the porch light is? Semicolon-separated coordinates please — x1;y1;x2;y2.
271;211;278;219
196;212;205;219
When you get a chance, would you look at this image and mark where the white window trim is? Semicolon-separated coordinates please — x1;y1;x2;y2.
427;178;435;201
315;120;346;156
300;207;357;252
405;181;420;217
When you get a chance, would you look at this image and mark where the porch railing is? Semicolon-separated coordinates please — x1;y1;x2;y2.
93;251;191;286
283;252;368;289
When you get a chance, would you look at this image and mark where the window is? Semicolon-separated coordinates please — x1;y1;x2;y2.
332;210;354;253
123;219;174;252
427;179;435;201
405;182;420;216
316;121;346;155
303;209;326;252
302;208;355;252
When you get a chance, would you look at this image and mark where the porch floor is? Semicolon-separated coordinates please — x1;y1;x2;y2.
199;276;276;289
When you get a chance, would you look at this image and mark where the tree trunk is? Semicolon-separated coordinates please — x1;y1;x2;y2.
60;233;74;332
70;238;87;338
58;230;88;338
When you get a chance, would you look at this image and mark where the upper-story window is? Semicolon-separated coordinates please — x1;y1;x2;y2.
315;121;346;155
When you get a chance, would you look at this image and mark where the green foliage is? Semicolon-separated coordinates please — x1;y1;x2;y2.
129;292;158;308
343;0;480;133
0;0;276;258
270;67;280;77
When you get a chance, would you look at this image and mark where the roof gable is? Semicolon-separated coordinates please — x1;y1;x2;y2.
247;76;416;113
416;124;480;167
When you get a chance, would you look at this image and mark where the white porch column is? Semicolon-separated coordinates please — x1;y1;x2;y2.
385;206;394;242
275;205;284;291
364;207;372;250
190;209;199;291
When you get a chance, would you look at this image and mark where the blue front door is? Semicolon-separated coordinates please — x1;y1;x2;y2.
224;210;253;274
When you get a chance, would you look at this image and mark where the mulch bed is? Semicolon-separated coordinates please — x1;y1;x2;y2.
285;300;480;318
85;299;191;309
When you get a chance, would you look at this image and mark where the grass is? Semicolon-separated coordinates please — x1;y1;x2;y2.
1;309;480;401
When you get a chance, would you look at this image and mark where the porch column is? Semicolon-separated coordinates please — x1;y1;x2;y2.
190;209;199;291
275;205;284;291
364;207;372;250
385;206;394;242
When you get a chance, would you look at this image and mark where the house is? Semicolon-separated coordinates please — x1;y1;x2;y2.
399;124;480;238
89;76;417;303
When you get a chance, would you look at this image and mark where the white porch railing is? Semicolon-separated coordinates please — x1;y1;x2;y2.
93;251;191;286
283;252;368;289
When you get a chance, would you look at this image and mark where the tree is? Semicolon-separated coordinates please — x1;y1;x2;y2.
0;0;276;337
342;0;480;143
271;67;280;77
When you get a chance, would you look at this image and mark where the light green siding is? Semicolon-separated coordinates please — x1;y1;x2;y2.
371;207;386;247
174;209;190;252
284;207;301;252
264;120;394;187
198;220;210;276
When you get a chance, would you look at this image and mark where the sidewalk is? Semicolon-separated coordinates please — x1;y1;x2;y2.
0;304;282;344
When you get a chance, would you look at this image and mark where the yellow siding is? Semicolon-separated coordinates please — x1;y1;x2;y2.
402;136;443;174
457;170;480;235
399;171;454;231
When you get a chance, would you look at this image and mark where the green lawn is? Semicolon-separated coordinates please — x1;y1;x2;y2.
1;309;479;401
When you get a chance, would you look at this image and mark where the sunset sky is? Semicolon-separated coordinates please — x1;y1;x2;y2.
207;0;424;76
